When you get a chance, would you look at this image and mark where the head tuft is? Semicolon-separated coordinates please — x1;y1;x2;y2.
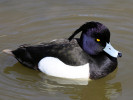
68;21;110;42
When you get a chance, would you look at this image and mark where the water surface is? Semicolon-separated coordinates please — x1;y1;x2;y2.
0;0;133;100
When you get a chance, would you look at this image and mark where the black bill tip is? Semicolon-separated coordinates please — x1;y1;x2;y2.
118;52;122;57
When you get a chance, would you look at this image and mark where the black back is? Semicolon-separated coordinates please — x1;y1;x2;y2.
12;39;90;69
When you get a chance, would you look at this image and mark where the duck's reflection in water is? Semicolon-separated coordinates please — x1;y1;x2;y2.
4;63;122;100
39;68;122;100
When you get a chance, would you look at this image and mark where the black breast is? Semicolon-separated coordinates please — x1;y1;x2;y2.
89;53;118;79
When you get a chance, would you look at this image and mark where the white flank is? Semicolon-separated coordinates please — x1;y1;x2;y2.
38;57;90;79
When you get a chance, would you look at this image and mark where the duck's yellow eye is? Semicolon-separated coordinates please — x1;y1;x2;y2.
96;39;100;42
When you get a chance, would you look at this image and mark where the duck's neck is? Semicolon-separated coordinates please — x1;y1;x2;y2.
77;39;118;79
89;53;118;79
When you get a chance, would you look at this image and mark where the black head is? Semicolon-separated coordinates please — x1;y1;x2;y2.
68;21;122;57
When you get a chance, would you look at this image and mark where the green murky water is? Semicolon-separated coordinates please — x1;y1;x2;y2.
0;0;133;100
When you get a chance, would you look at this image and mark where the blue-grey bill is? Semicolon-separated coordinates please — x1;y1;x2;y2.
103;43;120;58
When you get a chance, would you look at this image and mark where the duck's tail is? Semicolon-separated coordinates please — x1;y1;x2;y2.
3;47;39;70
2;49;14;56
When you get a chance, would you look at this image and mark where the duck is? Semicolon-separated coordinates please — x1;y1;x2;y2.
3;21;122;80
